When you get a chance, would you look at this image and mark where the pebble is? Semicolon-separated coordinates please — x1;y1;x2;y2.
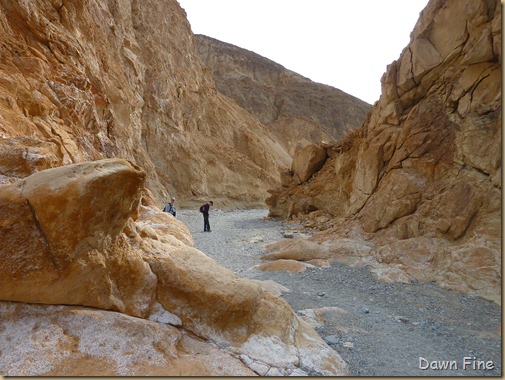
323;336;340;345
394;316;409;323
249;236;264;243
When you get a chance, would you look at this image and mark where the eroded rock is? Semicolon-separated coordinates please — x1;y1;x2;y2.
266;0;501;303
291;144;328;184
0;302;255;376
0;158;156;317
0;0;291;208
0;159;348;376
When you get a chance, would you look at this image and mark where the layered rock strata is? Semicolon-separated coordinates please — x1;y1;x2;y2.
266;0;501;303
0;159;347;376
195;35;372;156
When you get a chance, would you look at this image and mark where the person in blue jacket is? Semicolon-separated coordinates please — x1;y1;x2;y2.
164;197;176;217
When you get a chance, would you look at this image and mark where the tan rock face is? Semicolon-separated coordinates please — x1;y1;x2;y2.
0;0;291;208
0;159;347;376
0;158;157;317
291;143;328;184
267;0;501;303
195;35;371;156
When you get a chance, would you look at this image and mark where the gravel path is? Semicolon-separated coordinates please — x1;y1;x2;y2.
177;209;502;377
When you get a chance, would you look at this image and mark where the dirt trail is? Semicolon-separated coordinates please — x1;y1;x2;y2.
177;209;502;376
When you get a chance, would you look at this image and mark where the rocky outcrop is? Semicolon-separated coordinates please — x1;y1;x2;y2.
254;259;316;273
0;159;347;376
0;0;291;208
195;35;372;156
266;0;501;303
0;302;256;376
291;143;328;184
0;159;155;316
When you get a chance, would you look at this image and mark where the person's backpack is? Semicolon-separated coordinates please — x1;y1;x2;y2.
199;204;205;213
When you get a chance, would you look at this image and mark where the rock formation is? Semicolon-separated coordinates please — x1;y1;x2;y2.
0;158;347;376
0;0;292;208
0;302;257;376
195;35;372;156
266;0;501;303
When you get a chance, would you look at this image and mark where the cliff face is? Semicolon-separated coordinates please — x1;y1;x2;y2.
0;0;291;208
0;0;352;375
195;35;372;156
267;0;501;303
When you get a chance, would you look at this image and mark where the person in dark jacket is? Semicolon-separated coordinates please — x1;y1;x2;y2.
163;197;176;217
199;201;213;232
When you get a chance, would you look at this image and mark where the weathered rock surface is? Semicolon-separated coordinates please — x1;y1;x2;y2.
262;239;333;263
291;143;328;184
254;259;315;273
266;0;501;303
0;159;347;376
0;0;291;208
195;35;372;156
0;302;256;376
0;159;155;316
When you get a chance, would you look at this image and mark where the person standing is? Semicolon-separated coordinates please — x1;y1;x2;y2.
163;197;176;217
199;201;213;232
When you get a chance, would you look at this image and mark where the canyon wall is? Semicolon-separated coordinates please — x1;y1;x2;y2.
195;35;372;156
267;0;501;303
0;0;292;208
0;0;353;375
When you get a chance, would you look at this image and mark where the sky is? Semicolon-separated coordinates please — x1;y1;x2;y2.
177;0;429;104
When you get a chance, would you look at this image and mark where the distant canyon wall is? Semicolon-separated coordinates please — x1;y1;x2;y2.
195;35;371;156
0;0;292;208
267;0;501;302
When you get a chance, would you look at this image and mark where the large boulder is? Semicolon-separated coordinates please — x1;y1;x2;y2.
0;158;156;317
134;229;347;375
0;159;348;376
0;302;256;376
291;144;328;184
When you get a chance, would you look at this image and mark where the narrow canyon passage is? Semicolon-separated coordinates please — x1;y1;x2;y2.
178;209;501;376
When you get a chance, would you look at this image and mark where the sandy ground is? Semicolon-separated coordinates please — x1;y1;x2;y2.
177;208;502;376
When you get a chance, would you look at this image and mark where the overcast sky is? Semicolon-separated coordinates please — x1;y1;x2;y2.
177;0;429;104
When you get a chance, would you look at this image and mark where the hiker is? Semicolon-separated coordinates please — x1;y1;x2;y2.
199;201;213;232
163;197;176;217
